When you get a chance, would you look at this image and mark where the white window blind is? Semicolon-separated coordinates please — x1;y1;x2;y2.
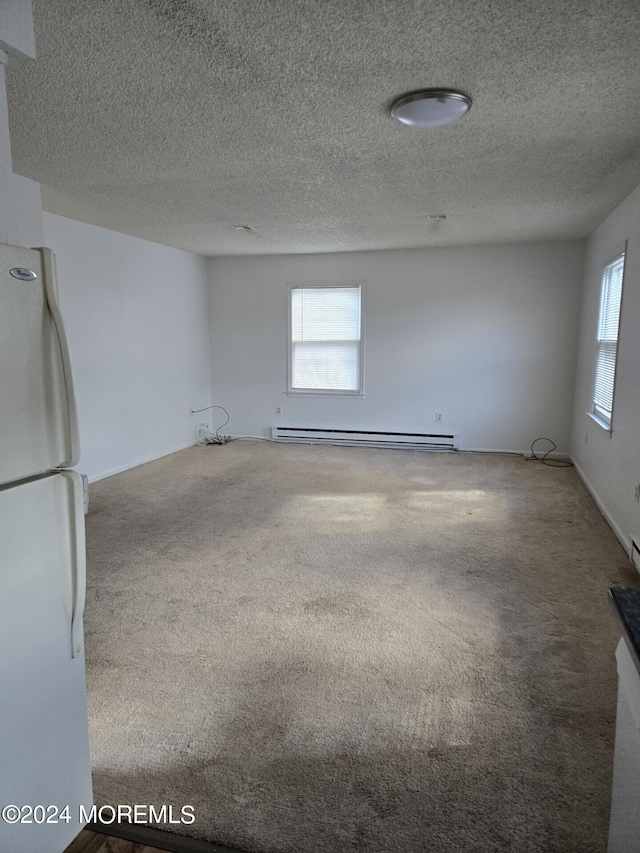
593;253;625;427
290;285;362;392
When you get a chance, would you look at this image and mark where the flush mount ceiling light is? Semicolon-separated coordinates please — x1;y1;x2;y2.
391;90;471;128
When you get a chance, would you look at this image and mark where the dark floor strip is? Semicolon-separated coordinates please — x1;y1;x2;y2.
88;821;246;853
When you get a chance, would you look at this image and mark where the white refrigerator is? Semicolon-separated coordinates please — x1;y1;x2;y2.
0;244;93;852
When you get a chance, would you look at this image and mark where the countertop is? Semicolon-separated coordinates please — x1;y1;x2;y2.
609;587;640;675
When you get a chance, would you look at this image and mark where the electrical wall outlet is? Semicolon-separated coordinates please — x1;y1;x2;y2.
276;406;282;416
436;412;443;423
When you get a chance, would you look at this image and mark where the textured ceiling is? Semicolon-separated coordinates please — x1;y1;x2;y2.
6;0;640;256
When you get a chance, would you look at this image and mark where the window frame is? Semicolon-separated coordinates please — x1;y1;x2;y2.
589;246;626;434
286;281;365;397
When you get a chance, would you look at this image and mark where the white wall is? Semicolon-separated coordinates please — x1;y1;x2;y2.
0;0;36;60
44;213;211;481
0;2;42;246
571;183;640;552
0;62;43;247
209;241;585;453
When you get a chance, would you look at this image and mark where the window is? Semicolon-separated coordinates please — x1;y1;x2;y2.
593;251;625;429
288;284;363;394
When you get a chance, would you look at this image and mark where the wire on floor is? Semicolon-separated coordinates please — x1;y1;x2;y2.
526;437;573;467
193;405;230;445
193;406;272;445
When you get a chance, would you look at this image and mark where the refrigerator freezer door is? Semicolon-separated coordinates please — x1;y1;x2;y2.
0;244;80;487
0;471;93;853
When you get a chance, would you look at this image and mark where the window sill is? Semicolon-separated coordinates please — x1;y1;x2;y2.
587;411;612;435
286;390;365;398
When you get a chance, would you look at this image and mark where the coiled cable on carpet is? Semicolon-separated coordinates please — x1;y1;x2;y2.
193;405;272;445
193;405;230;445
526;437;573;468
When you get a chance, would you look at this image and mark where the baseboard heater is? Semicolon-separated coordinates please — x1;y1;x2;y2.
271;427;459;451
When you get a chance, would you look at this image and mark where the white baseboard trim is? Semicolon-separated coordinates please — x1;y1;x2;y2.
521;450;571;461
459;447;570;460
458;447;523;455
571;457;630;553
85;440;196;483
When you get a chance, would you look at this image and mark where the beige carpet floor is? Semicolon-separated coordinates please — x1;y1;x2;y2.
84;442;636;853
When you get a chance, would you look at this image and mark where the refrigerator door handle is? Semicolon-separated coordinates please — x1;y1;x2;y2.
64;471;87;659
39;247;81;469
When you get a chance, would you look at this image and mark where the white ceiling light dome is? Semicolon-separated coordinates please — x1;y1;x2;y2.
391;90;472;128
